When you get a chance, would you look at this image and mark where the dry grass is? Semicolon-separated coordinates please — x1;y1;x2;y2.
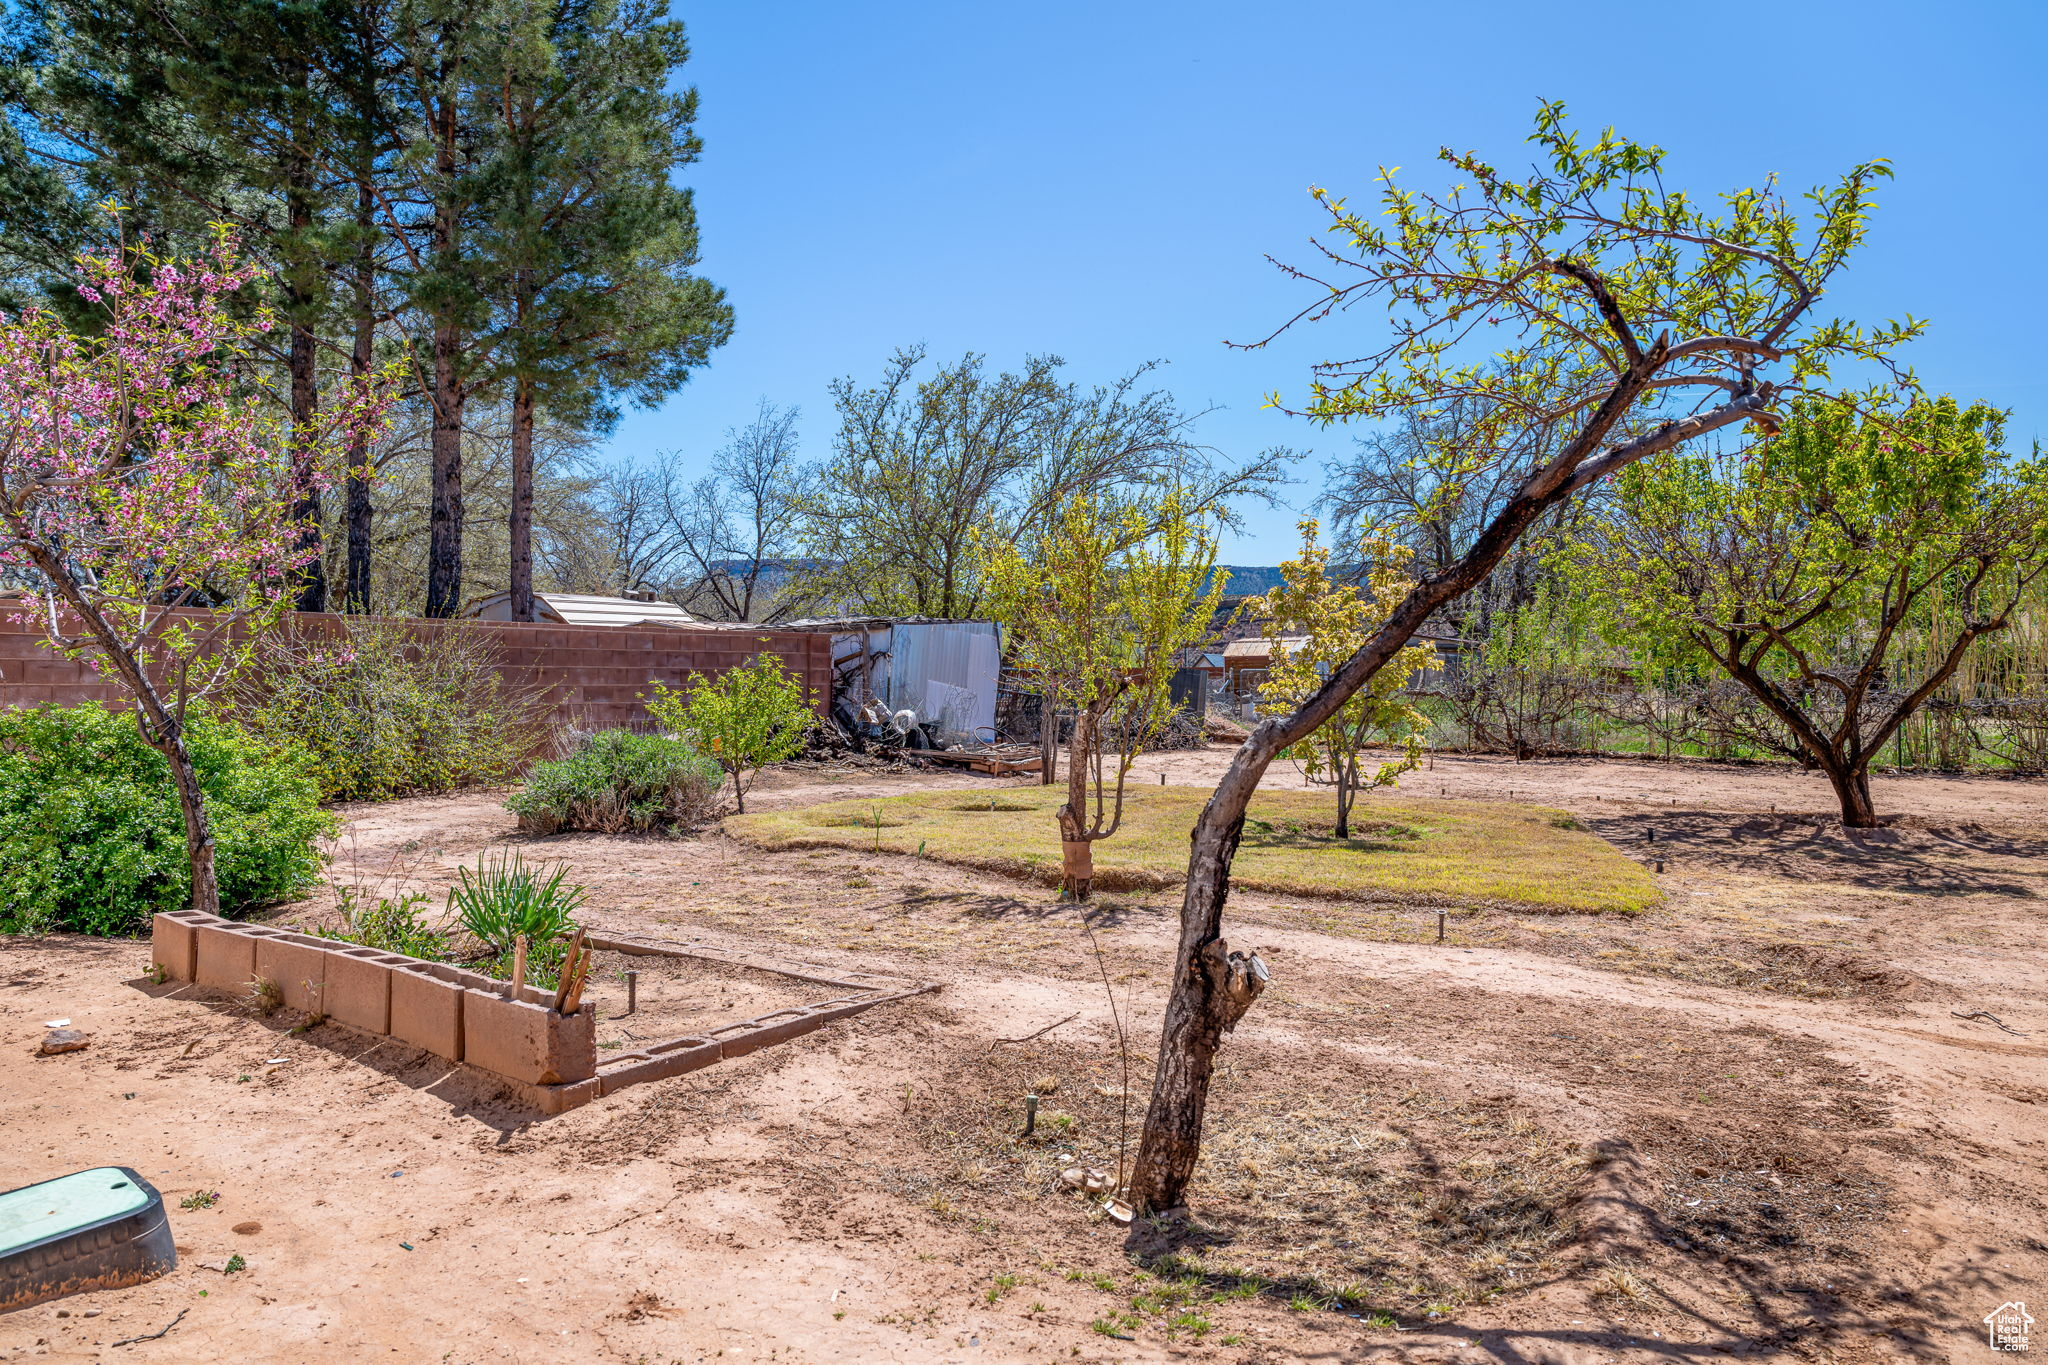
901;1038;1592;1320
727;786;1660;914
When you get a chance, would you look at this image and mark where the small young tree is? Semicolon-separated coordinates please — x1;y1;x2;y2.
646;653;814;813
1245;519;1431;837
981;492;1226;899
0;229;388;913
1561;396;2048;825
1129;105;1917;1215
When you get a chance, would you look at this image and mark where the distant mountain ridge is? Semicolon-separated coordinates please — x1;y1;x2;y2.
1209;565;1286;596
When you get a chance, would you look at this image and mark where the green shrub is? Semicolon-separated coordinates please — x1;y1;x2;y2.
506;728;722;835
0;704;334;936
322;889;448;960
236;619;545;802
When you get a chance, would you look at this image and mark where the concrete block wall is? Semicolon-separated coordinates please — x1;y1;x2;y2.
151;909;593;1088
0;613;831;734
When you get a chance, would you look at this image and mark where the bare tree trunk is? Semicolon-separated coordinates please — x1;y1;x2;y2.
424;317;465;617
1039;693;1057;786
344;256;375;612
1823;759;1879;827
422;83;465;619
1128;379;1771;1215
288;319;326;612
158;719;222;914
510;376;536;622
1057;706;1095;899
285;65;326;614
343;170;376;615
1333;755;1356;839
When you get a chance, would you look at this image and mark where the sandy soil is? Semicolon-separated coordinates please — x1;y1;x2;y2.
2;747;2044;1364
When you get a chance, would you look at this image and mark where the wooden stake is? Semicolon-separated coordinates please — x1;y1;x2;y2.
552;929;587;1012
511;934;528;996
561;943;594;1015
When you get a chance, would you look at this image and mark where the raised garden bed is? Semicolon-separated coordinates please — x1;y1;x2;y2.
148;912;934;1112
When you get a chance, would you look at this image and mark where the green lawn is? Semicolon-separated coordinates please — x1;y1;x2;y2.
725;785;1660;914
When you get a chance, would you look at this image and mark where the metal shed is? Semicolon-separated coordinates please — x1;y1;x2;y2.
780;617;1003;745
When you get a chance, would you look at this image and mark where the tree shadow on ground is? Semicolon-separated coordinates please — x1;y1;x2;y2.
1115;1124;2016;1363
897;889;1156;929
1582;811;2046;898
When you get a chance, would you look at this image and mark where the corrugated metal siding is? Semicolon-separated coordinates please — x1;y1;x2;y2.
886;621;1002;743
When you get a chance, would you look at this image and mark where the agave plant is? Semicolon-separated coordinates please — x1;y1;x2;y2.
448;851;584;957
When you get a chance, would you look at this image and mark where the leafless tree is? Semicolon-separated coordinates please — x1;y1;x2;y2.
798;347;1290;618
660;399;817;622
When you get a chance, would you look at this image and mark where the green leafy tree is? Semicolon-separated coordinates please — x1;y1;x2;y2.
1560;396;2048;825
645;654;814;813
1245;520;1431;837
980;492;1226;899
1129;105;1916;1216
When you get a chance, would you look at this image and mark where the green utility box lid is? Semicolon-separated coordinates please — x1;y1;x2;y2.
0;1168;149;1255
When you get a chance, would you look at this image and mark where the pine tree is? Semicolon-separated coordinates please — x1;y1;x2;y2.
2;0;391;611
471;0;731;620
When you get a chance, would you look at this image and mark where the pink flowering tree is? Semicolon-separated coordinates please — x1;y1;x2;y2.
0;228;390;914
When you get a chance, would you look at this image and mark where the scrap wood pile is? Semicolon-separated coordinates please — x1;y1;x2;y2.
1203;712;1250;744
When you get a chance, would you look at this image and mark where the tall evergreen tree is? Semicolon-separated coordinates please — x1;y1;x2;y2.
379;0;497;617
1;0;730;618
473;0;731;621
0;0;395;611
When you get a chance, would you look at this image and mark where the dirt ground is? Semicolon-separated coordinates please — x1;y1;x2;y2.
3;747;2045;1363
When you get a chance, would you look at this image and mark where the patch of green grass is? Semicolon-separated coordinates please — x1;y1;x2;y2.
728;787;1658;913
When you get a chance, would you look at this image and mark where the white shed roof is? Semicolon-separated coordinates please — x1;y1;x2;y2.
467;592;696;628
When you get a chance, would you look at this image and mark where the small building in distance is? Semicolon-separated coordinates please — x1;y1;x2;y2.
466;591;696;629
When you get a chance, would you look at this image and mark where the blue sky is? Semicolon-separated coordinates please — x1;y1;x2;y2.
609;0;2047;563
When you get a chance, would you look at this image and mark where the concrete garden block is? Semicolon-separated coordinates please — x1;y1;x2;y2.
390;967;464;1061
412;961;500;994
462;990;595;1086
597;1038;720;1094
192;923;258;996
253;936;326;1015
532;1077;601;1114
324;949;400;1035
149;915;198;982
711;1010;815;1060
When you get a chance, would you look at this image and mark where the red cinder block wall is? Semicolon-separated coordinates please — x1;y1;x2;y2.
0;613;831;733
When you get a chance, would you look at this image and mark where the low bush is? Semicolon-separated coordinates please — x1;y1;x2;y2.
506;728;722;835
317;854;585;986
236;619;545;802
323;889;448;960
0;704;333;936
